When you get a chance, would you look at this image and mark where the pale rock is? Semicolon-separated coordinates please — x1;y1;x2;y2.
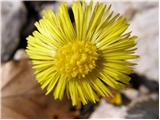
111;1;158;20
129;7;159;81
109;1;159;81
126;93;159;119
1;1;27;62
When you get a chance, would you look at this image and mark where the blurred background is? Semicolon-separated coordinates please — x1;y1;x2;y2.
1;0;159;119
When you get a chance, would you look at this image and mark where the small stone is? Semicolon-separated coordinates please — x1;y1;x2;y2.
90;99;127;118
139;85;149;95
121;88;139;100
40;2;61;16
13;49;28;61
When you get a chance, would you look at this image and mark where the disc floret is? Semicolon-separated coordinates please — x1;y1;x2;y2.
54;41;99;78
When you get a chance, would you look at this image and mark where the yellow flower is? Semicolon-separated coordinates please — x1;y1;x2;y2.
26;1;138;106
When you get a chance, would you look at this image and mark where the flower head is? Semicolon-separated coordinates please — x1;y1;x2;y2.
26;1;138;106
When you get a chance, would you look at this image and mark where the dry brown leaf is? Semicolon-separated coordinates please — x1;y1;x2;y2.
1;59;80;118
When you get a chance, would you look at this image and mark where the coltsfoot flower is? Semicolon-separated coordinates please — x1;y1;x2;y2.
26;1;138;106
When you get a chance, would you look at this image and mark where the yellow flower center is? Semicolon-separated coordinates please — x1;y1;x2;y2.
54;41;99;79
